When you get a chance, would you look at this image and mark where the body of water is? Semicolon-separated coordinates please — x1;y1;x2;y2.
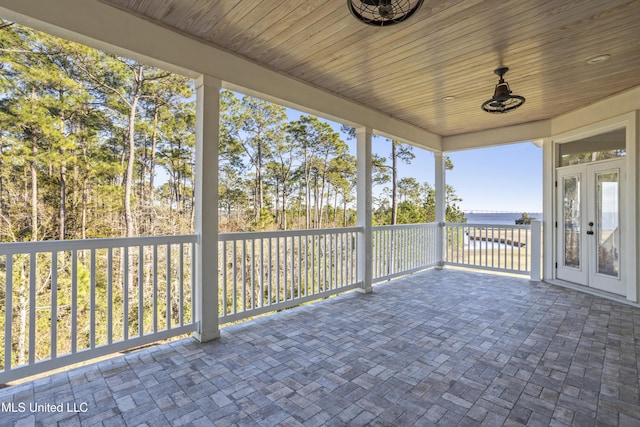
463;212;542;225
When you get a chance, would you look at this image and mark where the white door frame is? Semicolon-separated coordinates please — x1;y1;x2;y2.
545;112;637;302
586;161;626;295
555;165;587;285
555;160;626;295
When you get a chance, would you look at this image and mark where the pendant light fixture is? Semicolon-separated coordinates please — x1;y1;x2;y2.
347;0;424;26
481;67;526;114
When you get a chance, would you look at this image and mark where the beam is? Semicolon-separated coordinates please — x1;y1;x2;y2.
442;120;551;152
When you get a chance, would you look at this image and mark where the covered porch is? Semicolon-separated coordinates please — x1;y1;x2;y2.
2;269;640;426
0;0;640;424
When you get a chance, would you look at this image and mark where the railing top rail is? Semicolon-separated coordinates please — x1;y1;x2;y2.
445;222;531;230
373;223;439;231
218;226;364;241
0;234;198;255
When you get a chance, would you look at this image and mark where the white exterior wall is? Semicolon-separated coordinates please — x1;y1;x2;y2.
547;109;639;302
441;88;640;301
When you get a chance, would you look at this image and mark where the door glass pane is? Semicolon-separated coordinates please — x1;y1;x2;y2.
560;149;626;167
596;171;620;278
563;176;580;268
559;128;626;166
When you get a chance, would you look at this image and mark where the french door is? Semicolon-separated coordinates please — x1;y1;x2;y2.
556;159;625;295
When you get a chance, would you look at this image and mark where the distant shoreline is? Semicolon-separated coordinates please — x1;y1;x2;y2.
463;211;542;215
463;212;542;225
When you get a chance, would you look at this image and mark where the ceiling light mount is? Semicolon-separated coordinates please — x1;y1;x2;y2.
347;0;424;26
586;54;611;64
481;67;526;114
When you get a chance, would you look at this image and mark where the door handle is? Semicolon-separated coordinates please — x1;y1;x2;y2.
587;221;594;235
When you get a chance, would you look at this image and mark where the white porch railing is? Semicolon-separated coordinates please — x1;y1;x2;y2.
0;222;541;383
0;235;197;383
218;227;362;324
372;223;439;282
445;223;533;275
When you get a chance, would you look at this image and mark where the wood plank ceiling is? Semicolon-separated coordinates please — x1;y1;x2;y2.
102;0;640;137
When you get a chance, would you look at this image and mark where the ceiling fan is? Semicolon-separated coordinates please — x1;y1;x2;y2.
481;67;526;113
347;0;424;26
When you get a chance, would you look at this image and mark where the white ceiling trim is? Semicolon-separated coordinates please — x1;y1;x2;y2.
551;86;640;136
442;120;551;152
443;83;640;152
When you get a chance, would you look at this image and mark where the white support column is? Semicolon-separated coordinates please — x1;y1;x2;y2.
542;138;554;281
193;75;221;342
530;220;542;282
356;127;373;293
434;152;446;268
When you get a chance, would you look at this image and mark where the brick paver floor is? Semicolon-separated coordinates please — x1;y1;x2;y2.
2;269;640;426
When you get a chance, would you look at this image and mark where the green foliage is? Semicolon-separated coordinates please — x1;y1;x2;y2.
0;20;198;368
373;181;466;225
0;19;471;370
0;18;471;241
0;20;196;241
516;212;532;225
252;207;276;231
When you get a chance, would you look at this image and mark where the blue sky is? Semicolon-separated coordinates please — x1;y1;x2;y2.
445;143;542;213
286;108;543;214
